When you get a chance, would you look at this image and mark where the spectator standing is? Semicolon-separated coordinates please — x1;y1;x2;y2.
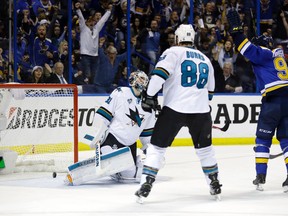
273;0;288;45
70;28;80;55
217;39;238;69
92;41;130;93
112;61;128;88
166;10;181;31
58;40;68;63
194;24;209;50
151;0;172;30
160;31;175;54
71;53;88;85
51;25;67;47
75;2;112;84
31;24;59;78
259;0;273;34
111;0;135;50
203;1;220;29
137;19;161;74
199;37;213;61
58;40;69;79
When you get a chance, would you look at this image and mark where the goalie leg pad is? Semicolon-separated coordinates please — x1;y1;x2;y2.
67;147;135;185
110;155;144;183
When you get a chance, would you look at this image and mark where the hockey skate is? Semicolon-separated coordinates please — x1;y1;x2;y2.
253;174;266;191
209;173;222;201
110;172;140;183
64;173;73;186
135;175;155;204
282;175;288;193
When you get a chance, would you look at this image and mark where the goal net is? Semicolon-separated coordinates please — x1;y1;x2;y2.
0;83;78;173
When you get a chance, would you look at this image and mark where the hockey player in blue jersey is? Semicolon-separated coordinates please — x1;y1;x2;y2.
227;10;288;192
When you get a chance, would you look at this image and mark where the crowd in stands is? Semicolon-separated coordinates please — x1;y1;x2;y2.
0;0;288;94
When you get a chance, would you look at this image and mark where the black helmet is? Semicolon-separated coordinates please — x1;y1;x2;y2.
251;34;274;50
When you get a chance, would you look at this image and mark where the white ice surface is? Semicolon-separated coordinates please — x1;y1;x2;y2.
0;145;287;216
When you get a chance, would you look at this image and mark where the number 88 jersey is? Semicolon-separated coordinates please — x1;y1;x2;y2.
148;46;215;114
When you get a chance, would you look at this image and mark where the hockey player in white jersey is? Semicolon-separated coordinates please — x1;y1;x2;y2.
65;70;157;185
135;24;222;202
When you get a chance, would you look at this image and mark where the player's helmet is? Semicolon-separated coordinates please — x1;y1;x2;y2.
129;70;149;92
251;34;274;50
175;24;196;45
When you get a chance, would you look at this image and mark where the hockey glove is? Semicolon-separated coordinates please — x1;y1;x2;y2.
141;90;159;113
227;10;243;34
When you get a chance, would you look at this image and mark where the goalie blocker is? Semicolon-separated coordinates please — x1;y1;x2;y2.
66;147;135;185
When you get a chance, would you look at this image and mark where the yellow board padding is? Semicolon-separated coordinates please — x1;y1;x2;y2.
78;142;91;151
132;137;280;149
2;138;279;154
0;143;73;155
79;137;279;151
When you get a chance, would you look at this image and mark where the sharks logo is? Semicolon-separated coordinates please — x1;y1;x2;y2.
126;107;144;127
158;55;167;61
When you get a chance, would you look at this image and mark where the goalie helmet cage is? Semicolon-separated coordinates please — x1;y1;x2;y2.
0;83;78;173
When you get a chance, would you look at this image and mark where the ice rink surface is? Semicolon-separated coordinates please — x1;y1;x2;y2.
0;145;287;216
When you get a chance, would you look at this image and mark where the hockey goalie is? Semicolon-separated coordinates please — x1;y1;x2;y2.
65;70;158;186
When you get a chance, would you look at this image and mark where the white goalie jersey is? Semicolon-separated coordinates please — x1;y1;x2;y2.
147;46;215;113
94;87;156;147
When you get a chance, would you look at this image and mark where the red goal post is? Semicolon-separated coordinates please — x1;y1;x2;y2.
0;83;78;173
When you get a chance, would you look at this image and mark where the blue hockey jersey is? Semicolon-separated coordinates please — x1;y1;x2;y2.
234;36;288;97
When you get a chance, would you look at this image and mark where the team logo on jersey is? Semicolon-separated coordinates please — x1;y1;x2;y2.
126;107;144;127
158;55;166;61
127;98;132;104
105;96;112;104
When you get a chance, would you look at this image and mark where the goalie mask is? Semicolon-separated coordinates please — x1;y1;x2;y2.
129;70;149;93
175;24;196;45
251;34;274;50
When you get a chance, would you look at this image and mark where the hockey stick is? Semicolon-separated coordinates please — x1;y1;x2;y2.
250;8;257;36
212;121;231;132
270;152;283;159
253;146;283;159
84;134;101;171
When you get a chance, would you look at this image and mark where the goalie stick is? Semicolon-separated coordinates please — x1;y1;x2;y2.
212;121;231;132
253;146;283;159
84;134;101;171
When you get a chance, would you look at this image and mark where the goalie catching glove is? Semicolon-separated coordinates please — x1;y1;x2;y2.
141;90;159;113
227;10;243;34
